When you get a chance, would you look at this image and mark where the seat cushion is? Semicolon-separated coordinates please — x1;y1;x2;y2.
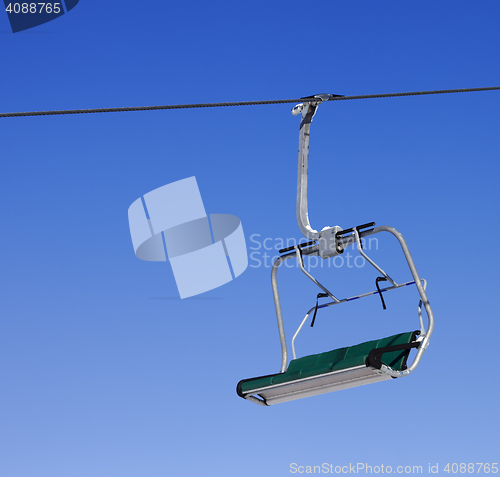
238;331;418;394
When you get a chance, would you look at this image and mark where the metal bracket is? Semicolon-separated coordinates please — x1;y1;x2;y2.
318;225;344;258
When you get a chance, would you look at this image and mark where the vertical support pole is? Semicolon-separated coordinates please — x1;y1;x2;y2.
296;102;321;240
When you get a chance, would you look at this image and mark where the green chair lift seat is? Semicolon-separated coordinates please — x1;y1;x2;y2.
237;331;420;405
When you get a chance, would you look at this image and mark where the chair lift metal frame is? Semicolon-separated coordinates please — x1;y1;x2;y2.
237;96;435;406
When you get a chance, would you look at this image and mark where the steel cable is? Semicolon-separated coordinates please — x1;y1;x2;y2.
1;86;499;118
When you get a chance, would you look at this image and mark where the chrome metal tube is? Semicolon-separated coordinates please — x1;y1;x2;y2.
370;226;435;374
271;245;319;373
353;228;397;286
296;102;321;240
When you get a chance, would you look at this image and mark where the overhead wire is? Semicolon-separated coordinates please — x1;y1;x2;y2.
0;86;499;118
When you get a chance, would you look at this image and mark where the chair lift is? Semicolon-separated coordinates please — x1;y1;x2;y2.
237;95;435;406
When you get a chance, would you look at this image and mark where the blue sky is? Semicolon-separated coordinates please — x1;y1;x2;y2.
1;1;499;476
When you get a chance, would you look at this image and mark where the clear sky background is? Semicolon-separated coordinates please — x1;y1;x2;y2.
1;1;499;476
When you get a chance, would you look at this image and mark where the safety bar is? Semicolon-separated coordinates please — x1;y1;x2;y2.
271;225;434;375
290;279;417;360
